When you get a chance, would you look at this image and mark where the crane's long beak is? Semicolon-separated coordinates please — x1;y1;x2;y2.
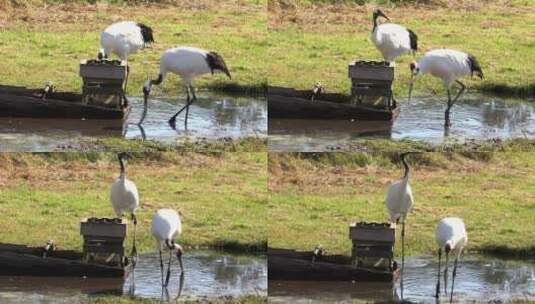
139;87;149;125
378;10;390;21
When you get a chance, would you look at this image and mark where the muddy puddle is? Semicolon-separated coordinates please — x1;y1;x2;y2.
0;250;267;303
0;95;267;152
269;255;535;303
269;95;535;151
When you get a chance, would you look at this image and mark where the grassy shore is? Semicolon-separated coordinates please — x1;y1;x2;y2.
88;295;266;304
269;152;535;257
0;152;267;253
0;0;267;95
269;0;535;98
61;137;268;152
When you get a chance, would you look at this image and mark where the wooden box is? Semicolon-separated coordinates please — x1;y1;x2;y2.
80;218;127;267
80;60;127;80
348;61;394;109
79;59;127;108
349;222;395;271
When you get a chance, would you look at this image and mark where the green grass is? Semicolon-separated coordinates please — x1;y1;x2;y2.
0;1;267;96
65;137;268;153
268;152;535;257
315;138;535;153
269;1;535;98
0;152;267;253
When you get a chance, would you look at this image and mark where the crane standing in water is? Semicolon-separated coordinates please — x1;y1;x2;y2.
140;46;231;129
408;48;484;127
385;152;415;296
151;208;184;288
435;217;468;302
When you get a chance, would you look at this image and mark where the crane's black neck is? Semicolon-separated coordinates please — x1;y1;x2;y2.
152;74;164;86
401;153;410;179
118;154;125;176
372;14;378;32
165;239;175;250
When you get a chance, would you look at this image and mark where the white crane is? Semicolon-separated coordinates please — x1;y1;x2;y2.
408;48;484;127
99;21;154;93
110;153;140;262
140;46;232;129
371;9;418;64
435;217;467;302
385;152;415;294
151;208;184;288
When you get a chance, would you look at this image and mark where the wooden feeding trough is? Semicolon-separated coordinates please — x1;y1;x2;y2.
0;242;130;277
268;61;398;121
349;60;395;110
0;59;130;120
349;222;396;271
80;217;127;268
80;59;127;109
268;246;398;282
0;218;131;277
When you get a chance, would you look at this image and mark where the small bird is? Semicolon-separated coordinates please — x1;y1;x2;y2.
99;21;154;92
151;208;184;288
110;153;140;263
140;46;232;128
310;82;324;102
385;152;415;295
40;81;55;100
408;48;484;127
311;244;324;264
371;9;418;64
42;240;56;258
435;217;468;302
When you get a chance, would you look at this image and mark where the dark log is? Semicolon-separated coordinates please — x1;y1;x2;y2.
0;85;129;119
0;243;129;277
268;248;397;282
267;86;398;121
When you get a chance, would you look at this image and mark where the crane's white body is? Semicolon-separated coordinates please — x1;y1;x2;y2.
386;176;414;223
151;209;182;249
415;49;474;88
436;217;468;255
372;23;413;62
110;175;139;217
158;47;213;86
101;21;146;60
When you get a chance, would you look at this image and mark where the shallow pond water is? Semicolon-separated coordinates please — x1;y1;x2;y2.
269;95;535;151
0;95;267;152
0;250;267;303
269;255;535;303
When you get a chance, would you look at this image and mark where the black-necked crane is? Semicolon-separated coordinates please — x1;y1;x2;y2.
408;48;484;127
99;21;154;92
435;217;468;302
151;208;184;288
385;152;414;295
140;46;232;129
110;153;140;263
371;9;418;64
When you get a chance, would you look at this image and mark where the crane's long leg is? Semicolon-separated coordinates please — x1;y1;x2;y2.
401;221;406;300
184;85;198;128
450;250;462;303
452;80;466;104
159;248;164;288
444;251;450;296
131;213;138;266
165;249;172;287
445;89;453;127
435;248;442;298
169;86;194;129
